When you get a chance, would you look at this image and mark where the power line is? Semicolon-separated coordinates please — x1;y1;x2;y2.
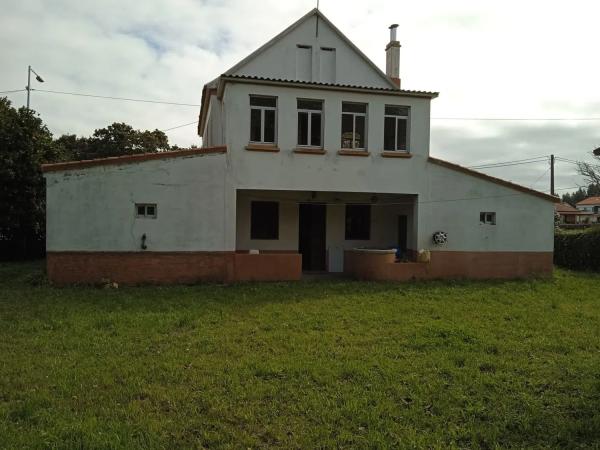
555;157;582;165
160;120;198;132
0;89;26;94
30;88;201;107
469;155;548;168
530;165;552;190
470;158;549;170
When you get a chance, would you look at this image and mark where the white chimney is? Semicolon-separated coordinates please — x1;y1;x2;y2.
386;24;401;87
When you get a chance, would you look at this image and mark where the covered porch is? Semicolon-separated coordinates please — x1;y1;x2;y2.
235;189;418;279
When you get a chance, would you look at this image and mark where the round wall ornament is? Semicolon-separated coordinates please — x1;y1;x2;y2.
432;231;448;245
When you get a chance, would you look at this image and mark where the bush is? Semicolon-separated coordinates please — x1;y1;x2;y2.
554;227;600;271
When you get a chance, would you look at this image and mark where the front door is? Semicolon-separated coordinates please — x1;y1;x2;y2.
299;204;327;271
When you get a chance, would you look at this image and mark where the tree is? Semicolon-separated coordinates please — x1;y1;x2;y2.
82;122;170;159
577;147;600;189
562;187;587;206
0;98;64;258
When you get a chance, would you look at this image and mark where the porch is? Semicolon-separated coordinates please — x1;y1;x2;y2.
235;189;418;279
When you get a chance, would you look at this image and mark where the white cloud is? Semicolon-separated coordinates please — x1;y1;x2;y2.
1;0;599;190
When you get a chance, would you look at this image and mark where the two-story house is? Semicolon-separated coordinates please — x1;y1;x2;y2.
576;196;600;223
42;9;558;285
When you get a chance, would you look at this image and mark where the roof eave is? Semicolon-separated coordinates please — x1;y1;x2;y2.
41;146;227;173
218;75;438;99
428;156;560;203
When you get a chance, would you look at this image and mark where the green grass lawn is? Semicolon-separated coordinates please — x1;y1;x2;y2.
1;262;599;449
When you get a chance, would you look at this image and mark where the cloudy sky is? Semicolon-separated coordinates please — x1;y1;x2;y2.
2;0;599;193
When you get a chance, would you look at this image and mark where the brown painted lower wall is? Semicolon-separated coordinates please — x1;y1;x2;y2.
234;253;302;281
344;250;553;281
47;251;302;285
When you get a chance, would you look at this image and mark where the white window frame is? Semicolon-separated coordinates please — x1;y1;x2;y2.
341;103;367;150
384;106;409;152
249;96;277;144
136;203;157;219
297;99;323;148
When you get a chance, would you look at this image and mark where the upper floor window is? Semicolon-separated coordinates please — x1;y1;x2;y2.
384;105;409;152
250;96;277;144
341;102;367;150
297;99;323;147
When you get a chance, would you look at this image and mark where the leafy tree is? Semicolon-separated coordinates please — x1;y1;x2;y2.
54;134;90;161
562;187;587;206
0;98;64;258
81;122;170;159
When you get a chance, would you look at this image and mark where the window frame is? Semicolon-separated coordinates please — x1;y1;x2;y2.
480;212;496;225
345;204;371;240
384;105;410;152
249;95;277;144
250;201;279;240
297;98;324;148
341;102;368;150
135;203;157;219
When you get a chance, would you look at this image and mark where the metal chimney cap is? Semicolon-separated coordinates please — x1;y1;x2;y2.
389;24;399;29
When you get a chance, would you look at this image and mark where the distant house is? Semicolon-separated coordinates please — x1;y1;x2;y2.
576;197;600;223
41;9;558;285
555;202;593;225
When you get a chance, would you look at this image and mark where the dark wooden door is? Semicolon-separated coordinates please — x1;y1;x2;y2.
299;204;327;271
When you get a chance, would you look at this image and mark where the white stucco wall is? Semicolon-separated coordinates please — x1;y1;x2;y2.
46;82;554;258
219;81;554;254
418;164;555;252
45;153;232;252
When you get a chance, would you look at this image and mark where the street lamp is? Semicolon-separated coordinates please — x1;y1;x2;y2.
26;65;44;110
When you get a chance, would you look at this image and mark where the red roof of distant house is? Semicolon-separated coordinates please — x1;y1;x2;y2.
555;203;592;214
576;196;600;206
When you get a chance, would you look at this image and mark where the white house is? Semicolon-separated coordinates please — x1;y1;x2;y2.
576;196;600;223
42;9;558;284
555;202;593;225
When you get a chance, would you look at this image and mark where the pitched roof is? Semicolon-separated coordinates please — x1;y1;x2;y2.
198;9;439;136
576;196;600;205
555;203;591;214
428;157;559;203
41;146;227;173
224;8;398;90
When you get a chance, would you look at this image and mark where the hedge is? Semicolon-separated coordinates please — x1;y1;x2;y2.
554;227;600;271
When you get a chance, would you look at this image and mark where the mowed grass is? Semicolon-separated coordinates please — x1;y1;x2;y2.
0;262;599;449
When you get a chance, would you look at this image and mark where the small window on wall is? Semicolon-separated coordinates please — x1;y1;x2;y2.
251;201;279;239
384;105;409;151
250;96;277;144
480;212;496;225
345;204;371;240
136;203;157;218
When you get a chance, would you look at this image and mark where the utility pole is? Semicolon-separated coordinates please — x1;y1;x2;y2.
26;65;44;110
550;154;555;196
